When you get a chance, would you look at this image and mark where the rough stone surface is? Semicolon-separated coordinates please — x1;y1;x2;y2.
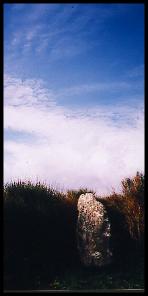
77;193;112;267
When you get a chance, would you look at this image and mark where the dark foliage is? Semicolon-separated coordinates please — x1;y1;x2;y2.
4;182;92;289
4;183;69;288
3;174;144;289
97;172;144;265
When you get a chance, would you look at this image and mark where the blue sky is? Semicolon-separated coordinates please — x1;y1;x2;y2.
4;4;144;194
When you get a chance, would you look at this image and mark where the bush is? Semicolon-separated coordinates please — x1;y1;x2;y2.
97;172;144;264
4;182;94;289
116;172;144;242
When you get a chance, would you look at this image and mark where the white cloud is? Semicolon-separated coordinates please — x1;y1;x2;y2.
4;74;144;195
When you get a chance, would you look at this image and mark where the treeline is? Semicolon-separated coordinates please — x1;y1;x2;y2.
4;172;144;289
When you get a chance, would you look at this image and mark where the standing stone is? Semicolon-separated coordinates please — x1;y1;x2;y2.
77;193;112;267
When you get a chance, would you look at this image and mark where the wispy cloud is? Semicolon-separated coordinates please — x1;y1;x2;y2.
56;81;132;97
6;4;131;61
4;73;142;110
4;74;56;107
127;64;144;78
4;74;144;195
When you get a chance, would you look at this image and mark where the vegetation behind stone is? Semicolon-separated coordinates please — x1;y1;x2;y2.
3;172;144;290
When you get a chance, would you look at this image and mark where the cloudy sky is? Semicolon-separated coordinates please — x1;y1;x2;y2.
4;3;144;195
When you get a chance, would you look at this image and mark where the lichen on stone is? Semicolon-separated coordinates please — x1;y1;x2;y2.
77;193;113;267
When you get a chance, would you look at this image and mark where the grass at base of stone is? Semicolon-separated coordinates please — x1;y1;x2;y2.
4;258;144;291
39;258;144;291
